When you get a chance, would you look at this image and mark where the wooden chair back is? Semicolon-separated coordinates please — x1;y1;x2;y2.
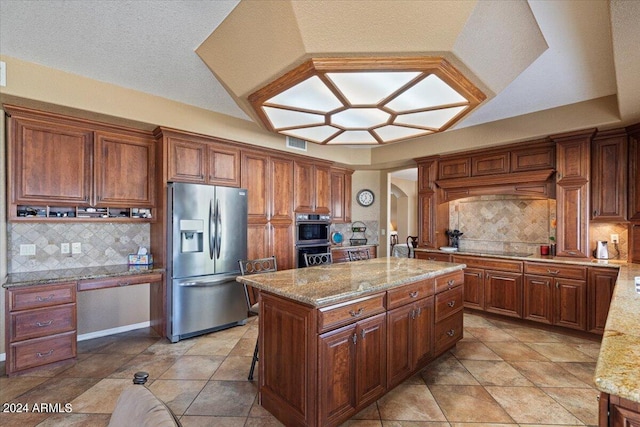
347;248;371;261
304;252;333;267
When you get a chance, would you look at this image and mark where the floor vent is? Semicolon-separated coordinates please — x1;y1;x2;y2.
286;136;307;151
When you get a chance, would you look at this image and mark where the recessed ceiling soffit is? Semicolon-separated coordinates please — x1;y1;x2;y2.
196;0;547;145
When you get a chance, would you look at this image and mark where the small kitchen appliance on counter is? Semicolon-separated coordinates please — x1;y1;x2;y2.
594;240;609;259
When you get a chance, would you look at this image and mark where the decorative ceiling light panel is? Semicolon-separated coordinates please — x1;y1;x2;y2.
249;57;486;145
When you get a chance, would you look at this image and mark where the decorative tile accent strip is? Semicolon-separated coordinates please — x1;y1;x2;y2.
8;223;150;273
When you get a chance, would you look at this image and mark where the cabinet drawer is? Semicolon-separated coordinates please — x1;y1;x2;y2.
10;331;76;372
435;271;464;294
77;272;162;291
9;282;76;311
11;303;76;341
434;312;463;355
387;278;434;310
435;286;463;322
415;252;451;262
319;293;386;332
524;262;586;280
453;256;523;273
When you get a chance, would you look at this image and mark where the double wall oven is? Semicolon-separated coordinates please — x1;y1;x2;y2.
295;213;331;268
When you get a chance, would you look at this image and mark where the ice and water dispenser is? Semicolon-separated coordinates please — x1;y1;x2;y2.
179;219;204;253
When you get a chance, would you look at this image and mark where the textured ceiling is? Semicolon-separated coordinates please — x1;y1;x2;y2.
0;0;639;139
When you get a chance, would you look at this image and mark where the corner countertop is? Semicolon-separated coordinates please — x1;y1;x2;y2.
415;247;640;403
236;256;465;308
2;265;164;289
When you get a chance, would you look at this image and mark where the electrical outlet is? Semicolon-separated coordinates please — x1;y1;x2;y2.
0;61;6;87
20;244;36;256
71;242;82;254
61;243;70;254
611;234;619;244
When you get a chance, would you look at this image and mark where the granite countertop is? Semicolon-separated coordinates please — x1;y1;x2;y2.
236;256;465;307
594;265;640;403
2;265;164;288
414;247;624;269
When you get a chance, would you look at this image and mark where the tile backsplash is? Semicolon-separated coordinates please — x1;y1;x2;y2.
331;220;379;246
8;223;150;273
449;195;556;255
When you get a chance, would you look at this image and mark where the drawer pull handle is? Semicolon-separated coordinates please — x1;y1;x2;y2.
447;301;456;308
409;291;419;298
36;320;54;327
36;294;55;302
428;257;435;261
118;281;130;287
447;279;455;288
37;349;54;358
349;308;364;317
446;329;456;337
416;307;422;317
547;269;560;275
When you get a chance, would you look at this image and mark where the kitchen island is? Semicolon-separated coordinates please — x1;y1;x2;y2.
236;257;466;427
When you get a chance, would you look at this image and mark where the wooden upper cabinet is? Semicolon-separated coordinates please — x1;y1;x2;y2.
591;129;628;221
330;167;353;223
9;114;93;206
416;157;440;248
208;145;241;187
166;132;240;187
167;136;207;183
553;129;595;258
472;152;510;176
294;161;331;213
627;123;640;221
241;151;269;221
438;157;470;179
511;142;555;172
94;131;155;207
270;156;294;222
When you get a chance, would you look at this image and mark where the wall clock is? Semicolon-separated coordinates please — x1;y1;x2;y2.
356;189;375;207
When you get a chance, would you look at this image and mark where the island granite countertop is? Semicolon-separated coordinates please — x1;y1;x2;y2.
236;256;465;308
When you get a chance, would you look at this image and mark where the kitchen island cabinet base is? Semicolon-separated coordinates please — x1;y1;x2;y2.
256;270;464;427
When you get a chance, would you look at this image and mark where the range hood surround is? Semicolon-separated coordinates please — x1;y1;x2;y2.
436;168;556;202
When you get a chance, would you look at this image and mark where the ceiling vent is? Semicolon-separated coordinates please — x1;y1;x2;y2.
286;136;307;151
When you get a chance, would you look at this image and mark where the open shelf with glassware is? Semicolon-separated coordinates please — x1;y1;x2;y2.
13;205;153;222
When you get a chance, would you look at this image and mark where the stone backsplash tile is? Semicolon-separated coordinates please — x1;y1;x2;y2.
331;220;379;246
8;223;151;273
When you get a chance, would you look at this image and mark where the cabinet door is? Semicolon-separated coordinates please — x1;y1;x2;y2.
472;152;509;176
270;157;294;222
246;223;270;260
167;137;207;183
418;191;437;248
484;270;523;318
242;152;269;221
523;275;553;324
591;131;627;221
10;117;93;205
270;222;294;271
355;313;387;409
294;161;314;212
95;132;155;207
208;145;240;187
412;296;434;369
386;304;413;387
627;124;640;221
314;165;331;214
462;268;484;310
439;157;470;179
319;325;357;426
587;268;617;334
554;278;586;331
555;133;592;258
330;168;353;223
511;143;556;172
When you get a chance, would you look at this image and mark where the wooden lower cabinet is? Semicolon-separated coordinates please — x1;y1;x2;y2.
319;313;386;426
461;267;484;310
484;270;523;318
258;270;464;426
6;282;77;375
600;393;640;427
588;267;618;334
332;245;377;263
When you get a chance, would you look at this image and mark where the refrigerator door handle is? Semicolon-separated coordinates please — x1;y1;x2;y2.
215;198;222;259
209;199;215;260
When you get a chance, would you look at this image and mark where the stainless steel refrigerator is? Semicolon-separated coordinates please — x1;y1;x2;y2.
167;182;248;342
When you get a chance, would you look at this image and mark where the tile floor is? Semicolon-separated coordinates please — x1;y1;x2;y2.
0;312;603;426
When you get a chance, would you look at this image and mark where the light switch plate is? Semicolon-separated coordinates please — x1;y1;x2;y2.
0;61;5;87
71;242;82;254
61;243;70;254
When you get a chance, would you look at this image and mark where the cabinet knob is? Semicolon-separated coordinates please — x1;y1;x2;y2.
446;329;456;337
448;301;456;308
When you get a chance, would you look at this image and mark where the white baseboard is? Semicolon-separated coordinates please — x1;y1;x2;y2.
77;321;151;341
0;321;152;364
